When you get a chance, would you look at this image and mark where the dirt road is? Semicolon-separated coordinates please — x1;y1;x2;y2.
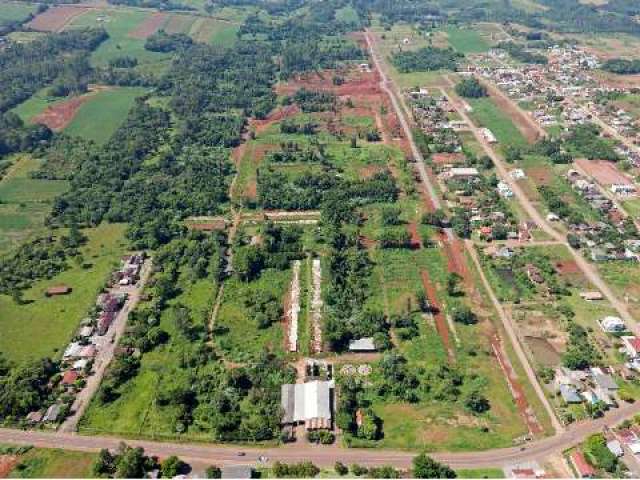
59;259;153;433
2;401;640;469
466;241;562;433
364;29;441;210
442;75;638;333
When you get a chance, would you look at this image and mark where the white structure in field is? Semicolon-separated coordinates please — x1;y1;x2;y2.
281;380;333;430
288;260;301;352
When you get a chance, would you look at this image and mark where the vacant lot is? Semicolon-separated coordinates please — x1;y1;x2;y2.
444;26;491;54
575;158;632;187
467;97;528;149
8;448;96;478
27;5;88;32
0;223;127;363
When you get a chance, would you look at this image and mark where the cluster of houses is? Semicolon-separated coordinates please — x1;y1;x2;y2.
406;90;464;151
554;366;620;409
25;254;145;426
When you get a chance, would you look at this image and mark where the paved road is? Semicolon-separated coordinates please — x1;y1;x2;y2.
1;401;639;469
442;75;638;333
465;241;563;433
364;29;441;211
59;259;153;433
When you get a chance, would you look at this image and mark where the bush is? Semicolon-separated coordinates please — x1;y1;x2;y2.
454;77;487;98
335;462;349;476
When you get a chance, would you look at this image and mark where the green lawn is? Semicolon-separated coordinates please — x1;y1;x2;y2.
65;87;147;144
0;223;127;363
457;468;505;478
208;21;239;46
0;1;37;26
65;8;170;67
444;26;491;54
9;448;96;478
468;97;528;148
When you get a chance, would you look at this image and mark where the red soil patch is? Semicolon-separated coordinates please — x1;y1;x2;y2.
252;105;300;134
555;260;580;275
128;12;168;39
0;455;19;477
27;5;89;32
276;69;381;98
491;334;543;436
575;158;632;187
407;222;422;249
32;93;95;131
527;166;553;186
420;270;455;362
432;152;465;165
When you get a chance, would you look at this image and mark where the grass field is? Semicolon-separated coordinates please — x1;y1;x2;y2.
0;155;68;254
65;87;147;144
0;223;127;363
444;26;491;54
0;1;37;26
467;97;528;149
190;17;239;46
80;268;217;438
65;8;170;67
8;448;96;478
11;88;66;123
214;268;290;362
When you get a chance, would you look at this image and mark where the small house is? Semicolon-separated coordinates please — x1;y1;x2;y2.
599;316;626;333
622;336;640;358
348;337;377;352
570;451;595;478
43;404;61;423
61;370;79;386
580;291;603;302
607;440;623;457
559;384;582;404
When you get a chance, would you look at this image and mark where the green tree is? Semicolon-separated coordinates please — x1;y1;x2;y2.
161;456;186;478
412;453;457;478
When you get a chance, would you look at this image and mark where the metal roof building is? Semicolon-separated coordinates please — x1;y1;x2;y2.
281;380;333;429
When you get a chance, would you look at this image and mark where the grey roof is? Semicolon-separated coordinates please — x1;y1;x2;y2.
281;381;332;424
559;385;582;403
348;337;376;351
593;373;618;391
221;465;253;479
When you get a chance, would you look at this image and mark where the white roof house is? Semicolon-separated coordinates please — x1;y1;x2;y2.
282;380;333;429
600;316;626;333
607;440;624;457
348;337;376;352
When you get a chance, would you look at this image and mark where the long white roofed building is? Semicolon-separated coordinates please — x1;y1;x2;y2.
281;380;333;430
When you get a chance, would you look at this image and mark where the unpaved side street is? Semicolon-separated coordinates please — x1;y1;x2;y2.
59;259;153;433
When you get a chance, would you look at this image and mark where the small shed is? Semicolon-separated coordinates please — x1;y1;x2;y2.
607;440;624;457
348;337;377;352
559;384;582;404
45;285;72;297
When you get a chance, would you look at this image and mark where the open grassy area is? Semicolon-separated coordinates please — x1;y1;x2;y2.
10;88;66;123
0;223;127;363
0;155;68;255
65;8;170;67
80;267;217;438
444;26;491;54
65;87;147;144
214;268;290;362
0;1;37;27
8;448;96;478
467;97;528;149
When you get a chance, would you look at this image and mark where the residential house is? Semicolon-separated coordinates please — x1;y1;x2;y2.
559;384;582;404
599;316;626;333
348;337;377;352
621;336;640;358
45;285;72;297
579;291;603;302
281;380;333;430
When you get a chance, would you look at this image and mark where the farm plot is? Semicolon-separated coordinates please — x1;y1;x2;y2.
0;156;68;255
65;8;171;67
0;223;127;363
27;5;88;32
127;12;168;39
191;17;239;46
0;1;38;27
164;13;197;34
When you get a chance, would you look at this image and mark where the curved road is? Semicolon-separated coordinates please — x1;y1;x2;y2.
0;402;638;469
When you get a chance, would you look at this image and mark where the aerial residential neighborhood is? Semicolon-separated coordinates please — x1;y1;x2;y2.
3;0;640;478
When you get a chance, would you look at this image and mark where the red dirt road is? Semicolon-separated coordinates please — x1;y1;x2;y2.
420;270;455;362
491;334;543;436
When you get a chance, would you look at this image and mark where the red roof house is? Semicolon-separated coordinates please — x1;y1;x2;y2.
570;451;595;478
61;370;79;386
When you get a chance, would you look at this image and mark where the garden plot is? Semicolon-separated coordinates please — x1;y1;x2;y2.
311;258;323;353
287;260;301;352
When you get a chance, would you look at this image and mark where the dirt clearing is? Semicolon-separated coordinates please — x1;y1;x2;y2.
128;12;168;39
32;93;96;131
420;270;455;362
575;158;633;187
